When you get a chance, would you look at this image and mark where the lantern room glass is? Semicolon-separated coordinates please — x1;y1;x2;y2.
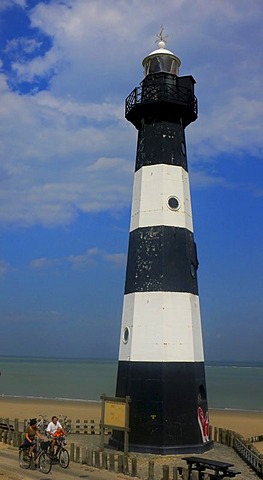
144;55;180;76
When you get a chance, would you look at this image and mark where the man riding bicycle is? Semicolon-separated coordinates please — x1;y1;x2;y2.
46;416;66;454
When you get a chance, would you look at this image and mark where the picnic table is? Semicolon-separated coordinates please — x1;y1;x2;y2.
182;456;241;479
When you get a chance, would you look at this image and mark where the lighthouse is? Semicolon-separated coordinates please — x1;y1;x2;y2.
110;30;212;454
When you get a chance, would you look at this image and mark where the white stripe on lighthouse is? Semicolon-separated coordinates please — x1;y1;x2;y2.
119;291;204;362
130;164;193;232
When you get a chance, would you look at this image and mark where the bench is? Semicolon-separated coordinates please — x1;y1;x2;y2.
182;456;241;479
0;422;14;432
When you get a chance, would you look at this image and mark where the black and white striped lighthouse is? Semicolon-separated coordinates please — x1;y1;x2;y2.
110;31;212;454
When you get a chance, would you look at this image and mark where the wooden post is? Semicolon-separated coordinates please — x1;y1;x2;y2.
131;457;137;477
117;454;123;473
18;432;23;447
87;449;93;466
81;447;86;464
7;431;12;445
162;465;169;480
123;455;129;474
13;432;18;447
172;466;179;480
94;450;100;468
221;428;226;445
14;418;19;432
109;453;115;471
100;421;105;452
229;431;234;448
70;443;75;461
192;471;199;480
182;467;189;480
75;445;80;463
100;394;106;451
148;460;154;480
102;451;108;469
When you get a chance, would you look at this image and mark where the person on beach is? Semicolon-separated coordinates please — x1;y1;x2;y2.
25;418;42;462
46;415;65;454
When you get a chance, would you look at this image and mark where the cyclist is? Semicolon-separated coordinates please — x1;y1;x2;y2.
46;416;66;454
24;418;42;463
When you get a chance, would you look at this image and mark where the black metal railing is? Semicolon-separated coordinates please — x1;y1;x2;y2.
125;81;197;118
234;436;263;478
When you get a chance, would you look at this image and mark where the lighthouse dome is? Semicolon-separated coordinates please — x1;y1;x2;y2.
142;38;181;77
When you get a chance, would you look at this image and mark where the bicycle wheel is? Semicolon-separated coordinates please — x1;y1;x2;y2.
19;449;32;469
58;447;70;468
39;452;52;474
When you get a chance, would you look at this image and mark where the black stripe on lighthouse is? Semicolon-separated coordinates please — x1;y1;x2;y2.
135;121;188;172
125;225;199;295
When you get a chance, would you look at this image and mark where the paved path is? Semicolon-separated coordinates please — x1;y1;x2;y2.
0;445;129;480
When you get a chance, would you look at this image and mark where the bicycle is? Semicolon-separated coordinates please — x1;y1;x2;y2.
19;440;52;474
48;435;70;469
58;414;71;434
36;414;48;434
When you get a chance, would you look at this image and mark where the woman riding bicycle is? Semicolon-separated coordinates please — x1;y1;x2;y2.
25;418;42;462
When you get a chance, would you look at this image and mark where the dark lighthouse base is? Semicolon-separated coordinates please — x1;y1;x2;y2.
109;361;214;454
109;434;213;455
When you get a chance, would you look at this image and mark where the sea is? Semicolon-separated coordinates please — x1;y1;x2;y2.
0;356;263;412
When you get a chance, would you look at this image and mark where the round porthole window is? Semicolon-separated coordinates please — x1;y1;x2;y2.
181;142;186;156
168;196;180;211
122;327;130;344
190;263;196;279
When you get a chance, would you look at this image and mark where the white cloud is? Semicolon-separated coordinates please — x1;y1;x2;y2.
0;0;26;11
68;248;100;269
5;37;42;55
11;48;59;83
0;73;134;226
31;247;126;271
104;253;126;268
188;95;263;161
30;257;61;269
68;248;127;269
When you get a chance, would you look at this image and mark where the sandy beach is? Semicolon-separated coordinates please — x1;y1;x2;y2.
0;397;101;423
0;396;263;438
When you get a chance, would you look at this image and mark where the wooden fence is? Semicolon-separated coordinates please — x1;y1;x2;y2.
1;417;263;479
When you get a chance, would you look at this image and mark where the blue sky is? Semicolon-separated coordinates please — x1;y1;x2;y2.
0;0;262;361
